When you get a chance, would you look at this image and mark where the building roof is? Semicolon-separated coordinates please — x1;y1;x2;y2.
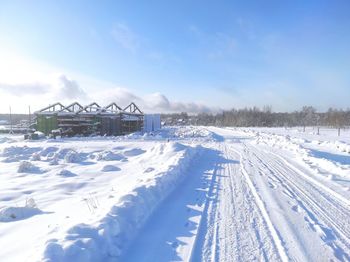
35;102;143;116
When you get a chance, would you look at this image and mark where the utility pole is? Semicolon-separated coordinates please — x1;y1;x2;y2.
28;105;31;132
9;106;13;134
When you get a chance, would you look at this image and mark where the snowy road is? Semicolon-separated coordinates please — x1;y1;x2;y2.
1;127;349;261
124;127;350;261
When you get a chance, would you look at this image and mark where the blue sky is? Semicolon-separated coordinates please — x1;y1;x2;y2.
0;0;350;113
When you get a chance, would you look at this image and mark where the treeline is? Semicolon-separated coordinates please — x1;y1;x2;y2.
0;114;30;125
162;106;350;127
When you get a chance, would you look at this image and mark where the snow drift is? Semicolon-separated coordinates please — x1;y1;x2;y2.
42;142;202;261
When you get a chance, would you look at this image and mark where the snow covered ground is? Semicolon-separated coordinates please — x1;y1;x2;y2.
0;126;349;261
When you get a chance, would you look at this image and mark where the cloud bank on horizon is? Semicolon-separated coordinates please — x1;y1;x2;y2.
0;53;216;114
0;76;217;114
0;48;217;113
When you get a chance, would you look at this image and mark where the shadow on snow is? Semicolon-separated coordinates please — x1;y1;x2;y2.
120;147;238;262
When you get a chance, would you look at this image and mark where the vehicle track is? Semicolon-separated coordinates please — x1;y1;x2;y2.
246;143;350;261
121;127;350;261
229;145;289;262
193;143;284;261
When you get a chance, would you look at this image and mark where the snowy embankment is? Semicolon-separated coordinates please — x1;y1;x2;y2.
0;130;203;261
43;143;201;261
247;129;350;196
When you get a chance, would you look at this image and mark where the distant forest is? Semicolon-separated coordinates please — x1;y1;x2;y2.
162;106;350;127
0;114;30;125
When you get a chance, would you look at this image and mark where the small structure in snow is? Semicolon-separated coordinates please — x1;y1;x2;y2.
143;114;161;132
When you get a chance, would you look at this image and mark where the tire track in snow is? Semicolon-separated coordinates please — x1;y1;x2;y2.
190;143;236;262
121;146;219;262
243;145;333;260
223;144;276;262
190;143;222;262
255;146;350;244
269;150;350;207
248;143;350;261
193;143;284;261
230;146;289;262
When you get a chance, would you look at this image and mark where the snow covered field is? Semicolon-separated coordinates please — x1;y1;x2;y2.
0;126;349;261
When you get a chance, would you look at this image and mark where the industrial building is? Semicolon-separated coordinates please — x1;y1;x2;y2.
34;102;144;136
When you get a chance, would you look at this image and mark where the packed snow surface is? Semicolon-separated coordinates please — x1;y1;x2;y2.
0;126;349;261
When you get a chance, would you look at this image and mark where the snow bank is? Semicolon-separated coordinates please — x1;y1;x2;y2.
30;152;41;161
17;160;42;173
0;206;42;222
1;145;41;162
123;148;145;157
42;142;202;261
64;150;83;163
313;140;350;154
101;165;121;172
95;151;125;161
40;146;59;157
172;126;221;142
253;132;306;154
0;137;15;144
57;169;77;177
253;132;350;178
0;198;42;222
123;126;221;142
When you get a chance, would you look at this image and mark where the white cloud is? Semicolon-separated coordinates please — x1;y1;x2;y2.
111;23;139;52
92;89;215;114
143;93;215;113
92;87;141;107
0;80;217;114
0;51;217;113
0;82;50;96
56;75;87;100
0;74;87;104
144;93;170;109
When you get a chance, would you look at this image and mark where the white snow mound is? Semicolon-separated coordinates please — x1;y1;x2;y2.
42;142;202;261
0;206;42;222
